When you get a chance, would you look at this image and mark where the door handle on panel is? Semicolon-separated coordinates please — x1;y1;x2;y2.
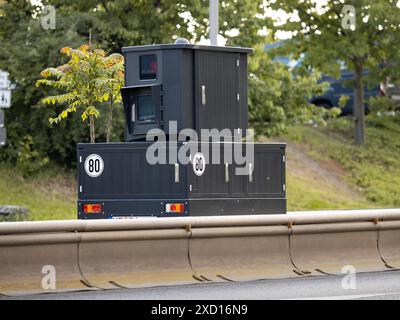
175;163;179;183
201;85;206;105
225;163;229;183
131;103;135;122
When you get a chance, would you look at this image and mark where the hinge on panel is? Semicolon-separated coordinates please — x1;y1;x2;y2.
236;59;240;67
249;163;253;183
201;85;206;105
237;93;240;101
283;184;286;191
283;155;286;162
132;104;136;122
79;156;82;163
189;184;192;192
79;185;82;193
175;163;179;183
225;163;229;183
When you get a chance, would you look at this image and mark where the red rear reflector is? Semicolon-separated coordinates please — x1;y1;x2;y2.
166;203;185;213
83;204;102;214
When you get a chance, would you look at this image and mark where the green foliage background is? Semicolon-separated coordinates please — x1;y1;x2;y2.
0;0;330;172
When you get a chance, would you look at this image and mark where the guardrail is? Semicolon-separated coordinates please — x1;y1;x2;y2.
0;209;399;296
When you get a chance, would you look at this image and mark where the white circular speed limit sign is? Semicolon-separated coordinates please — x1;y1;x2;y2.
192;152;206;176
84;154;104;178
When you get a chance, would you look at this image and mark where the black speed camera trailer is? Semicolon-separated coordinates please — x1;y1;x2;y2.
77;141;286;219
77;41;287;219
121;43;251;141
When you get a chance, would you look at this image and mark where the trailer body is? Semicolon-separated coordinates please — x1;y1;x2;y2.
77;142;286;219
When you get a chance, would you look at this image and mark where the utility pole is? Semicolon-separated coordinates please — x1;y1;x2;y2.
209;0;219;46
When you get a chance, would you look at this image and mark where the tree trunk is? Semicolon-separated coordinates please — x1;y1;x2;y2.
353;62;365;145
106;97;113;143
89;115;96;143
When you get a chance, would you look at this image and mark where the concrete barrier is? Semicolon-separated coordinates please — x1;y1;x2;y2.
0;233;90;296
78;229;198;289
0;209;399;296
378;221;400;269
189;226;295;282
290;222;387;275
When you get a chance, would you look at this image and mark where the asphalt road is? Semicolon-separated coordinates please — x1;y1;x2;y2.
3;270;400;300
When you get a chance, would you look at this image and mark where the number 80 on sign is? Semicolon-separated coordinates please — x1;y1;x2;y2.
84;154;104;177
192;152;206;176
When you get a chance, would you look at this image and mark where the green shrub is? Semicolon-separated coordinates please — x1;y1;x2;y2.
16;135;49;177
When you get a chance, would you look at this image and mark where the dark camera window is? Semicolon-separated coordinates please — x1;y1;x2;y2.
140;54;157;80
137;95;155;122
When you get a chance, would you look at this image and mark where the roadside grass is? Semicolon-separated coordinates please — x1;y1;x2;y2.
282;114;400;209
286;169;373;211
285;147;372;211
0;164;76;221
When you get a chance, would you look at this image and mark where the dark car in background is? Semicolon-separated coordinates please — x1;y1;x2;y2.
265;43;383;115
310;68;382;115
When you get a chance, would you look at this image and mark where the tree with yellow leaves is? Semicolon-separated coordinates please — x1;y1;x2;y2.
36;44;124;143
